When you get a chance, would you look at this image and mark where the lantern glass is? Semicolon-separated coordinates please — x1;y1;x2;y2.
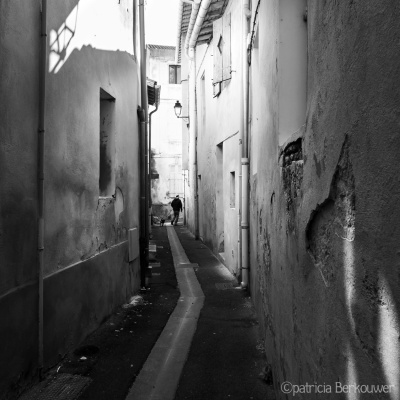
174;100;182;117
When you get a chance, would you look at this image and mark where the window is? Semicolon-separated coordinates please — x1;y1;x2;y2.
213;13;231;96
169;65;181;84
99;88;116;197
230;171;235;208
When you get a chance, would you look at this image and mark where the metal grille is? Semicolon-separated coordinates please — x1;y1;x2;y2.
19;373;91;400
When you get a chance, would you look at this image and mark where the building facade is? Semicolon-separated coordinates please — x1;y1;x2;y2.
178;0;400;398
0;0;143;395
147;45;184;222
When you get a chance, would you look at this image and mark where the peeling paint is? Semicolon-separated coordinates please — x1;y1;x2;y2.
282;138;304;234
306;137;355;286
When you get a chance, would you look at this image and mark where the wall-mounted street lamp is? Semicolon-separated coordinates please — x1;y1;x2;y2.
174;100;190;126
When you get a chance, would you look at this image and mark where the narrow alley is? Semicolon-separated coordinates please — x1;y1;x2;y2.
1;0;400;399
18;225;273;400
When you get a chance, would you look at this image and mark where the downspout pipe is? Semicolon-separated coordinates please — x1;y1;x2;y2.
138;0;149;287
188;47;199;239
240;0;251;289
149;98;159;227
188;0;212;52
175;1;183;63
149;103;159;185
184;0;201;59
185;0;212;239
38;0;47;375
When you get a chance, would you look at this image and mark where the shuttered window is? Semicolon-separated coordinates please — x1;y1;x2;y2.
213;13;231;97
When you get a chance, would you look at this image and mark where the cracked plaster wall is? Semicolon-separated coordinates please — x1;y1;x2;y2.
249;0;400;398
182;0;243;274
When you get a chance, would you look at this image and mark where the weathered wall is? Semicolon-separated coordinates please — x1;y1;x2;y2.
0;0;41;393
249;0;400;398
185;0;242;275
0;0;141;395
43;242;138;365
181;0;400;396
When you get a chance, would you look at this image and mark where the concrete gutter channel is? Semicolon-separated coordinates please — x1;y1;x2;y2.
125;226;205;400
128;225;273;400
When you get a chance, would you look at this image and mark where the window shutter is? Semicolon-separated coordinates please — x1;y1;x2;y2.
222;13;231;81
213;17;223;86
213;81;221;97
169;66;175;84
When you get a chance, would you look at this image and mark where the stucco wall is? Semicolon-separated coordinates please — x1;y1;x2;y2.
0;0;39;293
249;0;400;397
0;0;41;393
185;0;242;275
0;0;141;395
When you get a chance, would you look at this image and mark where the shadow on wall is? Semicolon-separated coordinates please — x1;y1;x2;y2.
48;0;134;74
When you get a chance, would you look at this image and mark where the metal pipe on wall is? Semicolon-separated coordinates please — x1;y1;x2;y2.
38;0;47;375
240;0;251;289
188;48;199;239
188;0;212;51
186;0;212;239
194;78;200;240
138;0;149;287
175;1;184;63
149;96;160;232
184;0;201;59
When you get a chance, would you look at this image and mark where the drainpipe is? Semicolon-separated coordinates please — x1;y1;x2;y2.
187;47;199;239
138;0;149;287
179;0;212;237
175;0;196;62
149;88;160;231
148;105;157;230
38;0;47;375
240;0;251;289
186;0;212;239
175;1;183;63
184;0;201;59
183;171;187;225
188;0;211;52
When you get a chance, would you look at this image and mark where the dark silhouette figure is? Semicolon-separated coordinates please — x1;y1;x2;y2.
171;195;183;226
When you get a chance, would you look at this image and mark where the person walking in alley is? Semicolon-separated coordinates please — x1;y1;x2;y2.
170;195;183;226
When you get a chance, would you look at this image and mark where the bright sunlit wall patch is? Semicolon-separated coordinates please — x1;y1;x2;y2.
49;0;135;74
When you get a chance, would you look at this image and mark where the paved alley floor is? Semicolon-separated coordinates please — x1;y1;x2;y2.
17;225;274;400
172;226;273;400
127;225;273;400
